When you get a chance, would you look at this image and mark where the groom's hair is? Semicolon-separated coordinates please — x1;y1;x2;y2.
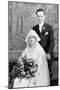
36;8;45;15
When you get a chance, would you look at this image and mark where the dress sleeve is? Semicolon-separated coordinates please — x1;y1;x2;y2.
36;45;47;74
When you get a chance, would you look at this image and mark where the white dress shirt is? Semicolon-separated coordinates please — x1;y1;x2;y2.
39;22;44;32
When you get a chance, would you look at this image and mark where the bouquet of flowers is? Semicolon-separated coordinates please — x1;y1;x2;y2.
11;55;38;79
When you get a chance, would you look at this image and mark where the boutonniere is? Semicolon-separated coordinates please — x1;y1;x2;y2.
43;27;45;30
45;32;48;35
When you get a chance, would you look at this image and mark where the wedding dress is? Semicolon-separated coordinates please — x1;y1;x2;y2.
13;30;50;88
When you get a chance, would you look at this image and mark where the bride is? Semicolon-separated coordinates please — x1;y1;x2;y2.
13;30;50;88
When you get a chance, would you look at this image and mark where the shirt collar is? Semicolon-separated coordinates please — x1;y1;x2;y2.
39;22;44;27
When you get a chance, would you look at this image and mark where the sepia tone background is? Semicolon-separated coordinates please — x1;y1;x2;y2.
8;1;58;87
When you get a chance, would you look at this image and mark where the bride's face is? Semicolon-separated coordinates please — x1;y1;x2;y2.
28;36;36;46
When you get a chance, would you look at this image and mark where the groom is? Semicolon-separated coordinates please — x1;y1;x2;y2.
32;8;54;74
32;8;54;60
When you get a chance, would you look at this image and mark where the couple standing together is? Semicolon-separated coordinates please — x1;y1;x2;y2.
13;8;54;88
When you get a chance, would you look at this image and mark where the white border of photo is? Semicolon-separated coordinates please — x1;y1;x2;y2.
0;0;60;90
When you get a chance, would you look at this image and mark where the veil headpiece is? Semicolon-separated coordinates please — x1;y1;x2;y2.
25;29;41;44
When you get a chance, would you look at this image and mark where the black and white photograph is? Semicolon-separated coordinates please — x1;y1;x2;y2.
8;1;59;89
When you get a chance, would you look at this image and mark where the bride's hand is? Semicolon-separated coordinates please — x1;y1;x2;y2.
46;53;51;60
18;53;25;61
17;56;22;63
35;72;39;77
35;68;40;77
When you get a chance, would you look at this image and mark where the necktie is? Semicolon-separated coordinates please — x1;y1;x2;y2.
39;24;42;33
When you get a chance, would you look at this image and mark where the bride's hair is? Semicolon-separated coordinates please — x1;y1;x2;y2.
27;36;37;48
28;36;37;42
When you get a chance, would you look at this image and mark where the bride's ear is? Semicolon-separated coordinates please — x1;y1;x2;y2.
35;37;37;43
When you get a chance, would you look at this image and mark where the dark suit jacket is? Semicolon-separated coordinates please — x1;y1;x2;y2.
32;23;54;56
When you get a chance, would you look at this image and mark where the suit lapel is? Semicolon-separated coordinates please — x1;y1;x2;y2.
33;23;47;39
35;23;46;38
35;24;41;37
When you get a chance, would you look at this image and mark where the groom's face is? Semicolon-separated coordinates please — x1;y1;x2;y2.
37;11;45;24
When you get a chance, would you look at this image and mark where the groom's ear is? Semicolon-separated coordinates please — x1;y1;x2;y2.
44;15;45;20
44;15;46;20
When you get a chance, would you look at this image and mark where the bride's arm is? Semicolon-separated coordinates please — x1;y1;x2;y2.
35;57;43;76
18;53;25;61
18;46;28;61
18;48;27;62
35;49;46;76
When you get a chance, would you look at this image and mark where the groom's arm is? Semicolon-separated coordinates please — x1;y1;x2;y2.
48;26;54;56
